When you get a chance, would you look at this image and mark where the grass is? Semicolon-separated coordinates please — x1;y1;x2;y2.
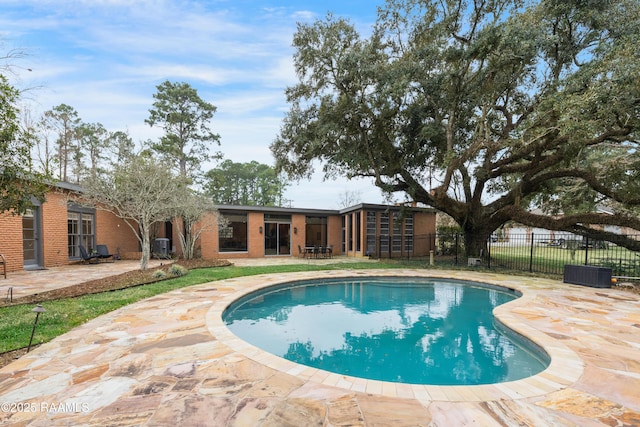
489;244;640;276
0;261;402;354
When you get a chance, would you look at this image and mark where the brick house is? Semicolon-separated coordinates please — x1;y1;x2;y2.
197;203;436;260
1;183;437;273
0;182;142;273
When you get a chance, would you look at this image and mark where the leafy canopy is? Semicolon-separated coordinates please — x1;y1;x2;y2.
204;160;288;206
0;74;48;214
272;0;640;251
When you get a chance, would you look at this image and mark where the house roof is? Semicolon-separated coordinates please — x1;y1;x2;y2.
215;203;436;216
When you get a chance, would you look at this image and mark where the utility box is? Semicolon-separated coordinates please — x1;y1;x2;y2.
153;238;170;258
563;264;612;288
467;257;482;267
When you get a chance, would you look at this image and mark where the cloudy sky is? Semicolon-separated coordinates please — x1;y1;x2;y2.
1;0;392;209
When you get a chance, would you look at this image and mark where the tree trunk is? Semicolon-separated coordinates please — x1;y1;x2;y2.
140;224;150;270
463;229;489;259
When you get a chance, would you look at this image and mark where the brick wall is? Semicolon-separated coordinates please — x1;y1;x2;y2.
0;187;143;272
41;191;71;268
0;211;23;273
414;211;437;256
328;215;342;256
95;208;140;259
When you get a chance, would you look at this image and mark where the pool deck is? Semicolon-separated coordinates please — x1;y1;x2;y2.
1;262;639;426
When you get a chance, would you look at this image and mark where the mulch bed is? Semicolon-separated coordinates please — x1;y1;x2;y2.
0;258;232;368
0;258;231;308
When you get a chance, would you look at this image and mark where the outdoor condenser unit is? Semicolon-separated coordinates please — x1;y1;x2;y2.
153;238;170;258
563;264;612;288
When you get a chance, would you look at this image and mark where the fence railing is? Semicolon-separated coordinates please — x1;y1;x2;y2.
370;232;640;279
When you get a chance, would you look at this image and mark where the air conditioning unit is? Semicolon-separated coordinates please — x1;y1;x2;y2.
153;238;170;258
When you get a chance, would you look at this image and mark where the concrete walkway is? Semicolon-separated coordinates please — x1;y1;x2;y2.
0;263;639;425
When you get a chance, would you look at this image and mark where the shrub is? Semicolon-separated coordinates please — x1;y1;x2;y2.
168;264;188;277
152;270;167;279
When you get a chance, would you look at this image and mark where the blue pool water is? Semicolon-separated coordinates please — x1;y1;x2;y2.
223;277;549;385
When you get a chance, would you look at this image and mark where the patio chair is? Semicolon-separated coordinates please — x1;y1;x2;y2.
78;245;99;264
96;244;114;262
298;245;307;259
320;246;328;258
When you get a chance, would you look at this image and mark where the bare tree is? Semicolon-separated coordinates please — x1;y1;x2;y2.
337;189;362;209
173;190;218;260
82;154;188;270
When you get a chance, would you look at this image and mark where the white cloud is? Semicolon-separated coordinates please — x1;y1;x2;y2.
5;0;386;208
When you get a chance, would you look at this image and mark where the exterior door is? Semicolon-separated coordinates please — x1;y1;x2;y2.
23;208;42;268
264;222;291;256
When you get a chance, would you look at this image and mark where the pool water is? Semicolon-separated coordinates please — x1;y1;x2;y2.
223;277;549;385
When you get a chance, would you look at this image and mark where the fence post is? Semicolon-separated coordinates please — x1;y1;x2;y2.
529;232;534;273
487;236;491;269
584;235;589;265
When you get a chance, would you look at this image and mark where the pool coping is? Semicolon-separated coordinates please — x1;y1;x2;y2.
206;269;584;402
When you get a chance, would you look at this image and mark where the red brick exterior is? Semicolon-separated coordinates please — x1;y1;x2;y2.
196;205;435;261
1;189;437;273
0;187;141;272
95;209;141;260
41;190;72;268
0;211;23;273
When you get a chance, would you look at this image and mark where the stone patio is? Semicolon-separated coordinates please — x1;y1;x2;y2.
0;264;639;426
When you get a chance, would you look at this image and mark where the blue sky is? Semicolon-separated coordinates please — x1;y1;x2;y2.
1;0;390;209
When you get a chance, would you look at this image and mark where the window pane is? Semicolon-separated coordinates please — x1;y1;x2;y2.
67;211;95;258
68;212;80;257
219;213;248;252
305;216;327;246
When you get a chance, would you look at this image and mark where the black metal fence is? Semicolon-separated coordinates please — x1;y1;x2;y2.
371;232;640;279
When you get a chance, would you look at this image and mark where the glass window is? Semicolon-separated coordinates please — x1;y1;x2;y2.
348;214;353;251
366;211;377;256
305;216;327;246
404;214;414;253
392;212;402;252
219;213;248;252
355;212;361;252
380;213;389;254
68;209;95;258
264;214;291;223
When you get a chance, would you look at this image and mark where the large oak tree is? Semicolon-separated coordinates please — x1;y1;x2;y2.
272;0;640;255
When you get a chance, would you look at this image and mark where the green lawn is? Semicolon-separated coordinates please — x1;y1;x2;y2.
0;262;402;354
489;243;640;276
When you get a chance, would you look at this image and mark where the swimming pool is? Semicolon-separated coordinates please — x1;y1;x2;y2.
223;277;550;385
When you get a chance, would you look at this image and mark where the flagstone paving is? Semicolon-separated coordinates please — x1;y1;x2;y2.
1;266;639;426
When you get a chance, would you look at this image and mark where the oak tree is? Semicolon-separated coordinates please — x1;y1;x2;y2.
272;0;640;255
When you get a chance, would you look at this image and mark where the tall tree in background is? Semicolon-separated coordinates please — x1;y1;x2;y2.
0;74;47;214
272;0;640;255
42;103;80;183
204;160;288;206
145;80;221;182
106;130;135;165
77;122;108;181
146;80;221;258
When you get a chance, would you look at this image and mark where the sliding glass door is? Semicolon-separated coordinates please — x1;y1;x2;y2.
264;215;291;256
